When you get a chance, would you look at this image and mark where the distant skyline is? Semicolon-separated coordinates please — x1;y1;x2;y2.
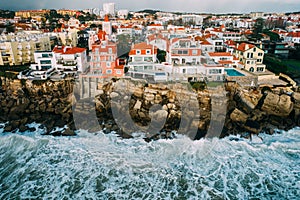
1;0;300;14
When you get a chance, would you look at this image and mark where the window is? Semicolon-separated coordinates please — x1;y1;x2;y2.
41;65;52;70
106;62;111;67
116;70;122;74
144;66;153;70
258;53;263;56
136;50;141;54
192;50;198;55
40;60;52;65
177;50;188;55
172;50;178;54
247;52;253;58
257;67;264;72
247;61;250;64
209;69;222;74
146;50;151;54
144;57;153;62
106;69;112;74
134;57;143;62
42;53;52;58
108;48;112;54
253;47;256;52
257;59;262;63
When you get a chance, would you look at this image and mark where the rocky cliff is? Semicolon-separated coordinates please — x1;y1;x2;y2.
1;77;300;140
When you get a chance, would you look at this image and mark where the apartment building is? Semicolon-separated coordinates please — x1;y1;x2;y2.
52;46;88;72
0;33;51;66
128;42;157;63
90;40;124;77
208;52;235;67
147;33;169;52
169;38;202;65
15;10;50;19
234;43;266;72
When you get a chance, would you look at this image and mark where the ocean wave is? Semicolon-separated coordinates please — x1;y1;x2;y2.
0;124;299;199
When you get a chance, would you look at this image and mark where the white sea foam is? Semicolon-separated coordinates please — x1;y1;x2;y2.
0;125;299;199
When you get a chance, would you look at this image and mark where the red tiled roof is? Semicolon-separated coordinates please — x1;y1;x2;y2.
132;42;157;50
201;40;212;45
225;40;236;46
208;52;232;57
235;43;255;52
148;24;163;26
287;32;300;37
219;60;233;64
53;46;86;54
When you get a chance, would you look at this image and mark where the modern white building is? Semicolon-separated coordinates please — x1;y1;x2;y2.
182;15;203;26
103;3;115;16
117;10;129;19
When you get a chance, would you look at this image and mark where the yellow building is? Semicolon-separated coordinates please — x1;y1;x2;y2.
0;33;51;66
57;9;78;17
15;10;50;19
234;43;266;73
50;30;78;47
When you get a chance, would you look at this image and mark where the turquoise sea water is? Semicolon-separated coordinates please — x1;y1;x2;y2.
0;123;299;199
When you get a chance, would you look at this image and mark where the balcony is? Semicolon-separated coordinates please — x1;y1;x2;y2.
63;61;77;66
1;52;9;57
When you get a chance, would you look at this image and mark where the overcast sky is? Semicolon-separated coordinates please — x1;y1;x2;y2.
1;0;300;13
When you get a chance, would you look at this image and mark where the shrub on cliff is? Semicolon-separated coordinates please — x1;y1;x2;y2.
191;82;206;91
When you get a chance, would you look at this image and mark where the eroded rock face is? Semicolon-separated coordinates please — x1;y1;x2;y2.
0;77;74;135
1;76;300;140
230;108;248;123
261;92;293;117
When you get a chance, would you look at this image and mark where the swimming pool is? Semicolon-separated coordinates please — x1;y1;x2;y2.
225;69;245;76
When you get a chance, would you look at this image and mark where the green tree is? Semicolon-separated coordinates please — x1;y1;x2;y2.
262;30;280;42
157;49;166;63
252;18;265;40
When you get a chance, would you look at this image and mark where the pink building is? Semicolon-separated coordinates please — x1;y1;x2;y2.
90;40;124;77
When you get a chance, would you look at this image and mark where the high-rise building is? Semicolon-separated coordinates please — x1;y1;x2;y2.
103;3;115;16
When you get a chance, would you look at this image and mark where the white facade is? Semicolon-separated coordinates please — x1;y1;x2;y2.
31;52;56;71
103;3;115;16
68;17;80;28
102;21;112;36
182;15;203;25
117;10;129;19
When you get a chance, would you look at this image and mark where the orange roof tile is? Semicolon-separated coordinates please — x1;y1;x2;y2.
53;46;86;54
201;40;212;45
219;60;233;64
132;42;157;50
235;43;255;52
208;52;232;57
